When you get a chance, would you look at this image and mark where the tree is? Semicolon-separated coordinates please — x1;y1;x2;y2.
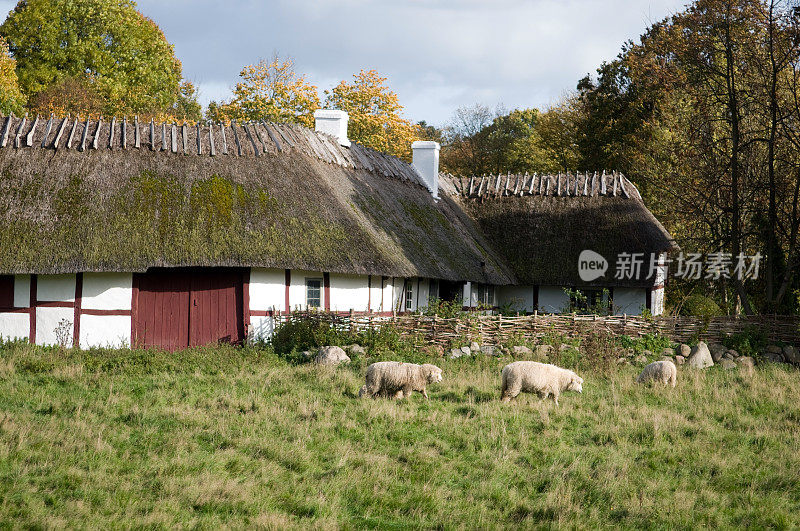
324;69;419;160
0;36;24;114
0;0;192;117
206;55;320;127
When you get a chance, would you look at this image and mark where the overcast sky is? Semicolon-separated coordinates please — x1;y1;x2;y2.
0;0;688;125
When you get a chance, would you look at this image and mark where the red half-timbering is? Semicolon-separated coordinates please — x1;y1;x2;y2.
133;268;246;350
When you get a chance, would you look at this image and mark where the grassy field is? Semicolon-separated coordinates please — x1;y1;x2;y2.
0;341;799;528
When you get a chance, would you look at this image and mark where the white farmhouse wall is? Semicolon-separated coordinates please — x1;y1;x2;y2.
14;275;30;307
497;285;535;313
38;274;75;302
250;268;285;313
0;313;29;341
82;273;132;310
390;277;403;313
539;287;569;313
79;315;131;349
36;307;74;346
614;288;647;315
289;270;324;311
329;274;369;312
369;276;384;312
249;316;276;341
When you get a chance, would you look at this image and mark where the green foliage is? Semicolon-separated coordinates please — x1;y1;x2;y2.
562;288;614;315
680;293;723;318
421;298;466;318
0;0;190;116
618;333;674;355
723;327;769;358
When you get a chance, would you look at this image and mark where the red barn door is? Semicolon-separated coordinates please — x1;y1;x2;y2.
134;269;245;350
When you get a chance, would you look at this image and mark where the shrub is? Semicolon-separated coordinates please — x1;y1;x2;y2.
680;293;723;318
618;333;673;355
723;326;769;358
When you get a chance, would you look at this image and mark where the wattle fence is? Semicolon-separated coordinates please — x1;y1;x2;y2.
283;311;800;346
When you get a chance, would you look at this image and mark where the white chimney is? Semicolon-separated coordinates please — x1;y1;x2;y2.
412;140;440;198
314;109;350;147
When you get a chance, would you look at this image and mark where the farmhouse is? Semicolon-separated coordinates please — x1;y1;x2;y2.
0;110;675;349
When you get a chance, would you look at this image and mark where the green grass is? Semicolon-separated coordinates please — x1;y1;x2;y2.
1;343;799;528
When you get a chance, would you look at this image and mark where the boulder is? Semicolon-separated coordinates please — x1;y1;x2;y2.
534;345;553;358
634;355;648;365
449;348;464;359
661;347;675;358
300;350;313;360
315;346;350;366
709;343;726;363
762;349;784;363
688;342;714;369
767;345;783;354
642;349;653;359
345;344;366;357
783;345;800;365
480;345;497;356
720;359;737;370
727;349;739;358
512;345;533;357
737;357;755;376
626;347;636;358
675;355;686;365
723;353;734;361
559;344;573;353
617;357;629;365
679;344;692;357
460;346;472;356
470;341;481;352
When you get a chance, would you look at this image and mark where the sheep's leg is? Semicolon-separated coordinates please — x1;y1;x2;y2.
421;388;429;400
551;389;560;406
393;390;404;399
401;385;413;399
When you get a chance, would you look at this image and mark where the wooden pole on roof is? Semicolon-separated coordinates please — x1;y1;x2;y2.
196;123;202;155
91;116;102;150
600;170;607;195
14;114;27;148
134;116;140;148
122;117;127;149
494;173;502;195
209;124;216;156
590;171;597;196
40;114;53;148
528;172;537;195
0;113;12;148
108;116;116;149
504;172;510;195
171;123;178;153
181;123;188;154
149;119;155;151
220;123;228;155
26;115;40;147
79;116;89;151
66;116;79;149
161;123;168;151
612;171;619;196
468;175;475;196
53;116;68;149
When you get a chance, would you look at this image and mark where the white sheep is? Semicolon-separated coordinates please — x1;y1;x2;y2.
500;361;583;406
636;360;677;387
358;361;443;400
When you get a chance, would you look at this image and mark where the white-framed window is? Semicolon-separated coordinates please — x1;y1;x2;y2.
404;279;414;311
475;284;495;307
306;278;322;309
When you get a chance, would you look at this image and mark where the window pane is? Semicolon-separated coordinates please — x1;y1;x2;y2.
306;279;321;308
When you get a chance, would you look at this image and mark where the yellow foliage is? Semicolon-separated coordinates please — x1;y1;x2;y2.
325;70;420;160
0;36;25;113
207;56;320;127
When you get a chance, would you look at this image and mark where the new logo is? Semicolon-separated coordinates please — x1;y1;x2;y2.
578;250;608;282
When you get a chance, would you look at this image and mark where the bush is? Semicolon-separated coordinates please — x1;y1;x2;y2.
618;333;673;356
723;327;768;358
680;293;723;318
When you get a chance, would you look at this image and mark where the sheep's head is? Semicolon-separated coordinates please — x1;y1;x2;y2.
568;375;584;393
423;364;443;383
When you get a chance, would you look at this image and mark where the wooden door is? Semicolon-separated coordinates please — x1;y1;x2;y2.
134;269;245;350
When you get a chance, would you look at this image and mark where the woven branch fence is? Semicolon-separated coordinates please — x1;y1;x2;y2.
283;311;800;346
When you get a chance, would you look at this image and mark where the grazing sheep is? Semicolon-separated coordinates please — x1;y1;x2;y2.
500;361;583;406
358;361;443;400
636;360;677;387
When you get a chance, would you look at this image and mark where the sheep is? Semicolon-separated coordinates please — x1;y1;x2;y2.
358;361;443;400
500;361;583;406
636;360;677;387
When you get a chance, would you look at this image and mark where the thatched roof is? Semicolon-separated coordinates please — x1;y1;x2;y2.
0;113;512;283
442;172;677;288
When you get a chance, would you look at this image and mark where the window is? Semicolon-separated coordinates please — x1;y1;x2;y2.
428;279;439;305
404;279;414;311
0;275;13;309
569;289;606;314
306;278;322;309
475;284;495;307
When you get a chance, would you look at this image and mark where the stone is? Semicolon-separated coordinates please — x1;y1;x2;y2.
422;344;445;357
626;347;636;357
470;341;481;352
737;356;755;376
534;345;553;358
675;355;685;365
617;357;629;365
634;355;648;365
661;347;675;358
720;359;737;370
709;344;726;363
762;349;784;363
345;344;366;357
559;344;573;353
449;348;463;359
680;344;692;357
480;345;497;356
687;342;714;369
642;349;653;359
767;345;783;354
783;345;800;365
727;349;739;358
723;353;734;361
460;346;472;356
512;345;533;357
314;346;350;366
300;350;313;360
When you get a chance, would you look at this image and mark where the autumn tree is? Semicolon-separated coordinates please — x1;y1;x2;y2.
206;55;320;127
0;36;24;114
324;69;419;160
0;0;197;118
